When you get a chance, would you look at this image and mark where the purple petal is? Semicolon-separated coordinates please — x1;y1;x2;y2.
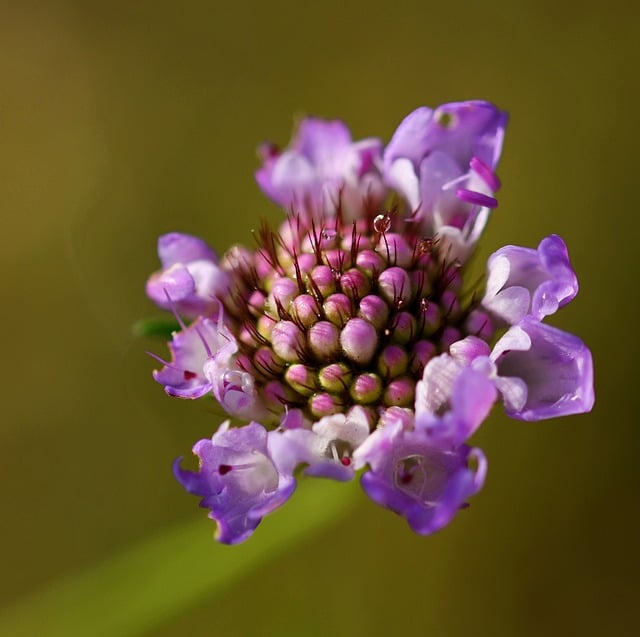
294;118;352;164
147;233;228;319
416;353;497;447
255;116;385;219
405;447;487;535
445;369;497;438
353;137;384;176
449;335;492;363
383;106;435;171
386;158;421;210
146;264;196;305
429;101;507;169
157;232;218;268
491;318;595;421
383;101;507;176
483;234;579;324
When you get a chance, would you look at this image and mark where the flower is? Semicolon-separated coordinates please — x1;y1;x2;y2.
382;101;508;260
353;408;487;536
256;117;386;221
174;421;296;544
145;101;594;543
482;234;578;324
490;319;595;421
146;233;230;319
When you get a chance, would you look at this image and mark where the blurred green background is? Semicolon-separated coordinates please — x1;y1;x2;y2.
1;1;638;635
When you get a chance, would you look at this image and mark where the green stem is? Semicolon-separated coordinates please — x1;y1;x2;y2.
0;480;356;637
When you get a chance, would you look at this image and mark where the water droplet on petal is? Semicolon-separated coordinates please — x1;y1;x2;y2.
373;214;391;234
321;228;337;241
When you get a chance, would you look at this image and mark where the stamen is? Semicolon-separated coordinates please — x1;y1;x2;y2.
394;455;428;492
218;461;256;475
162;288;187;331
456;189;498;209
194;326;213;357
441;173;469;191
470;156;501;191
146;351;179;369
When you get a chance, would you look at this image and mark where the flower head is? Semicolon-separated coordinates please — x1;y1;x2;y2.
145;101;594;543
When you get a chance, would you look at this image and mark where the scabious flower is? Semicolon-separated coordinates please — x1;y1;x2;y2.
145;101;594;543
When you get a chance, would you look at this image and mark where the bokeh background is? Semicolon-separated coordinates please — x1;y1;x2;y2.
2;1;639;635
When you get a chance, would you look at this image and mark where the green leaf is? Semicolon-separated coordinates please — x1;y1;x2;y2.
132;317;181;340
0;480;356;637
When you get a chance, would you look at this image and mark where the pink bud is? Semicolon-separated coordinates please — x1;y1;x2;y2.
378;267;412;306
340;318;378;365
308;321;341;360
271;321;306;363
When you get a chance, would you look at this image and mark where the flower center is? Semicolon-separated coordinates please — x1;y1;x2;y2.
221;211;492;427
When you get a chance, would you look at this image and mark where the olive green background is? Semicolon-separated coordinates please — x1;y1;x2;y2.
1;1;638;635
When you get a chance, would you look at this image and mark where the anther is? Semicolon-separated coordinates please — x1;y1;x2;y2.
456;189;498;209
470;156;501;191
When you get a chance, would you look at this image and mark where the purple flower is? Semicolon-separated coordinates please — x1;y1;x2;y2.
482;234;578;324
255;117;385;220
150;316;227;399
146;233;230;319
174;421;296;544
274;406;372;481
144;103;594;544
203;332;267;421
354;410;487;535
415;353;498;447
383;101;508;259
490;318;595;421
